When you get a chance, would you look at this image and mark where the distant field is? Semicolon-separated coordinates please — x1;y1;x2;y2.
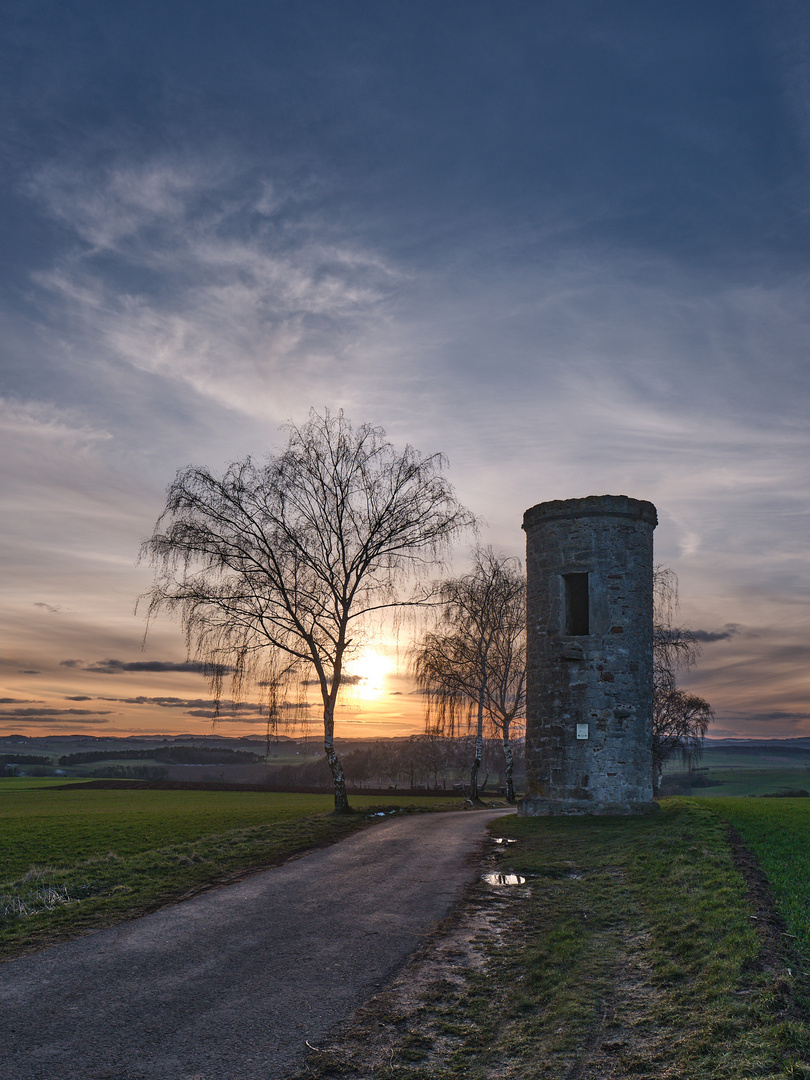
689;748;810;770
662;746;810;797
681;767;810;797
0;780;474;957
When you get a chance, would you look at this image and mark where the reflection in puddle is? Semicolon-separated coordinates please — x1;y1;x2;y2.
483;873;526;886
492;838;517;845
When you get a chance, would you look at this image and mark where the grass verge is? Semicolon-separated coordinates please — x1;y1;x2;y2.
296;800;810;1080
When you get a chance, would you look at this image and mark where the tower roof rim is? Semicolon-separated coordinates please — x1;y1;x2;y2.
522;495;658;531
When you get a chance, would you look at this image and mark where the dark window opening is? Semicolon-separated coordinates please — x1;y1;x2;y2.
564;573;590;635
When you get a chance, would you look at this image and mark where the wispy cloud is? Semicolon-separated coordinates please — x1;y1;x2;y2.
34;602;67;615
29;158;402;421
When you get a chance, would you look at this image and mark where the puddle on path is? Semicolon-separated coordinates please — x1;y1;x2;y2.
492;837;517;845
482;873;527;886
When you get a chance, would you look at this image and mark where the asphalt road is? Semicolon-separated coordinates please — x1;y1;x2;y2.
1;807;512;1079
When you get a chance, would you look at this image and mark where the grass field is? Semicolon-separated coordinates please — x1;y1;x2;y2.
700;797;810;963
0;779;471;957
299;799;810;1079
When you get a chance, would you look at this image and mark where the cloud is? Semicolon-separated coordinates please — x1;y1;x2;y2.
0;718;111;727
0;708;114;718
744;711;810;724
691;624;742;643
0;398;111;451
29;159;218;249
188;715;278;725
34;602;65;615
68;658;220;675
0;698;40;704
716;711;810;726
101;696;218;708
29;158;401;422
97;695;285;712
302;674;363;686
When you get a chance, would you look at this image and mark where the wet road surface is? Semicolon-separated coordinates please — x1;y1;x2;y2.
1;807;512;1079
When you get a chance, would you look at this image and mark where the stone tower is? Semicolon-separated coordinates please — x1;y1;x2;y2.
519;495;658;815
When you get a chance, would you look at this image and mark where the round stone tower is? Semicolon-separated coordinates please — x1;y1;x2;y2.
519;495;658;815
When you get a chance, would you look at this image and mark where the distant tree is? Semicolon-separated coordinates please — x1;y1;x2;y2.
411;548;526;802
342;748;373;789
373;739;406;789
141;410;473;813
480;587;526;802
417;729;456;790
652;567;714;791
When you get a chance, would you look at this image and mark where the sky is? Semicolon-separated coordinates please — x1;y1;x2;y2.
1;0;809;741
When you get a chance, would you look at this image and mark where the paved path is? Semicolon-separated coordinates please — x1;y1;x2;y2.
1;807;512;1079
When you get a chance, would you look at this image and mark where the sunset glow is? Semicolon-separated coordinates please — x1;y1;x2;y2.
349;652;394;701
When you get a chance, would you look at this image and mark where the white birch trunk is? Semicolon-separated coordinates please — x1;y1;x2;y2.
502;724;515;802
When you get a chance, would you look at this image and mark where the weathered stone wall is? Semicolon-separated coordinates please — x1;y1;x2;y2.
520;495;657;815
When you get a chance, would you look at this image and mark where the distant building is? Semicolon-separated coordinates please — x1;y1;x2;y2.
519;495;658;815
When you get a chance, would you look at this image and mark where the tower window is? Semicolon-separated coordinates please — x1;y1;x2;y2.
564;573;589;635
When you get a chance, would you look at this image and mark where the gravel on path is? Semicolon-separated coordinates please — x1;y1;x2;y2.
0;807;513;1080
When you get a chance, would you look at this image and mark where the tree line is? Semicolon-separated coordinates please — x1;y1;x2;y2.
278;734;525;794
56;746;265;766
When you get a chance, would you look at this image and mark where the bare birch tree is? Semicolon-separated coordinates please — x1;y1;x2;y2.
410;548;526;802
140;410;473;812
652;566;714;791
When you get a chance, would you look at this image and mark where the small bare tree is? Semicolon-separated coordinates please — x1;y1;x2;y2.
652;566;714;791
140;410;473;812
410;548;526;802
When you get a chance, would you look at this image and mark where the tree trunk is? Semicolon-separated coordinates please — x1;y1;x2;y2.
323;706;350;813
469;744;480;799
469;665;486;802
502;726;515;803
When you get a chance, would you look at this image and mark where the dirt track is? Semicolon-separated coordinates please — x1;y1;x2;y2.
0;807;512;1079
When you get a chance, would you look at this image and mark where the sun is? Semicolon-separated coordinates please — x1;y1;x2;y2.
349;651;393;699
